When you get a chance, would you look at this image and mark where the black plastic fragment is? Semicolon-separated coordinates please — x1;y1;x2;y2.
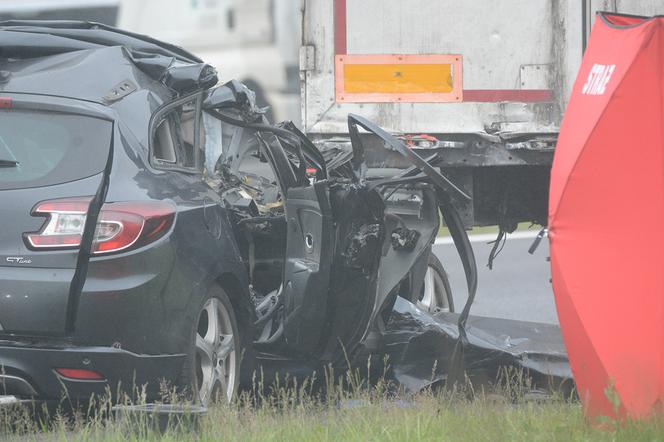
528;228;548;254
390;227;421;251
382;298;573;393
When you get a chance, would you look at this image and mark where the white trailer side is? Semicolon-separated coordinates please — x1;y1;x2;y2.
302;0;664;134
300;0;664;227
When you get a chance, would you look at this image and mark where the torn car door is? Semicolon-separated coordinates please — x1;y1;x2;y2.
281;181;335;352
344;114;477;365
253;129;337;356
203;82;347;358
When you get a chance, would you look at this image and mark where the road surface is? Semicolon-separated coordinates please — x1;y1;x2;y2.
432;232;558;324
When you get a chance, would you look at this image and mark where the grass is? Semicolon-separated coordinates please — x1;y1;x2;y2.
4;369;664;441
8;393;664;441
438;222;541;238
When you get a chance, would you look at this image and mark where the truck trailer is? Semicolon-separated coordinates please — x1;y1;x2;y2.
300;0;664;230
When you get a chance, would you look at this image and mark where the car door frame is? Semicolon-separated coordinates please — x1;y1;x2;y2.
202;83;339;357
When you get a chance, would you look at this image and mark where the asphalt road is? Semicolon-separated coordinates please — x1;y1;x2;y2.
432;232;558;325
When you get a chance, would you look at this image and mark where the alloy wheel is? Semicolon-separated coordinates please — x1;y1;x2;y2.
417;265;451;313
194;297;236;404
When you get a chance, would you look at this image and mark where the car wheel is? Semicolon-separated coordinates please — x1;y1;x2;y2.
183;286;241;405
416;253;454;313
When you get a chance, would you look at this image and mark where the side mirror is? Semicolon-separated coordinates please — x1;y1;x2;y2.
126;49;217;94
163;63;217;94
203;80;260;114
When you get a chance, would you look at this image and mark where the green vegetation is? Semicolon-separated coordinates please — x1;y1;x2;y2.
3;370;664;442
439;222;541;238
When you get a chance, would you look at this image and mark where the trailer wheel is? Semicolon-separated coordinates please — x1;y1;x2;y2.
417;253;454;313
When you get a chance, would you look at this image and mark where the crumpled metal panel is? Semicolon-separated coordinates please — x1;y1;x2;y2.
0;20;202;63
382;297;571;392
0;21;217;97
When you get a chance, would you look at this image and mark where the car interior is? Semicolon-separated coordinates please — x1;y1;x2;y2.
202;114;289;326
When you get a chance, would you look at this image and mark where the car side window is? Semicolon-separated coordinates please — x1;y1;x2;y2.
152;97;203;171
202;111;235;176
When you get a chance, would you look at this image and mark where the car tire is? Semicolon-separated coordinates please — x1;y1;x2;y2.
416;253;454;313
179;285;241;405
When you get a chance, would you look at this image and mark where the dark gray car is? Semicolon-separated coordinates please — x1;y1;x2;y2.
0;21;467;406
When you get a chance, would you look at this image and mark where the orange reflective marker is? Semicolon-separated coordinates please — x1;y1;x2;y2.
335;54;462;103
344;63;453;94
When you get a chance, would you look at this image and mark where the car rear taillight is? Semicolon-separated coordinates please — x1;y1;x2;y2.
25;198;90;249
54;368;105;381
25;198;176;255
0;97;13;109
93;201;175;254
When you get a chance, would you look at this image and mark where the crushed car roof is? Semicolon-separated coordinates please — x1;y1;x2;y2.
0;20;201;63
0;21;217;102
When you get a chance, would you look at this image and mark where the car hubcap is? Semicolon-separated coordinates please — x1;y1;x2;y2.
417;266;450;313
195;298;236;404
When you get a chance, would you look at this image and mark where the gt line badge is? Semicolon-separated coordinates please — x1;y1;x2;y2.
6;256;32;264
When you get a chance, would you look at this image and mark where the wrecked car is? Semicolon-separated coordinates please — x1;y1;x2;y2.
0;21;469;406
0;22;571;408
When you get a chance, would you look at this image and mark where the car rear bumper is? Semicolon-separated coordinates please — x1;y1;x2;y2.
0;341;185;402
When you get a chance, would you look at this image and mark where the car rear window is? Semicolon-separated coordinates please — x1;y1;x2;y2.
0;110;112;190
